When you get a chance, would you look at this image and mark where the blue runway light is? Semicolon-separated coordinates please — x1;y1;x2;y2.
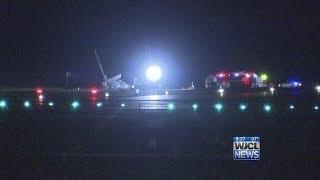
239;104;247;111
0;100;7;109
264;104;271;112
192;103;198;111
48;101;54;107
214;103;223;112
289;104;295;110
96;102;103;107
24;101;31;108
71;101;80;109
168;103;175;110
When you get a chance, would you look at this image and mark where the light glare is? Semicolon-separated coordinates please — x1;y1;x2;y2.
146;65;162;82
168;103;175;110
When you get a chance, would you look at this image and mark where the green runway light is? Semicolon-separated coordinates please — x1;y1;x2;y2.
214;103;223;112
168;103;175;110
71;101;80;109
289;104;295;110
24;101;31;108
239;104;247;111
48;101;54;107
0;100;7;109
192;103;198;111
96;102;103;107
264;104;271;112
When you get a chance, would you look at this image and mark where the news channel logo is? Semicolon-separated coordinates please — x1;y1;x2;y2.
233;137;260;160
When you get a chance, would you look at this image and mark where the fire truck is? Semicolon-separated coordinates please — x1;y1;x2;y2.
205;71;265;89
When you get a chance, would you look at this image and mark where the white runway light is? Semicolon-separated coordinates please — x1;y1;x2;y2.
146;65;162;82
269;87;275;94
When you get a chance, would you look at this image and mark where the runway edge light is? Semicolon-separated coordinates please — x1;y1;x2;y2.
192;103;198;111
0;100;7;109
214;103;223;112
239;104;247;111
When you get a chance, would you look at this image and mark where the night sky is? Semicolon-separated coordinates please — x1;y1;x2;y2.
1;1;320;87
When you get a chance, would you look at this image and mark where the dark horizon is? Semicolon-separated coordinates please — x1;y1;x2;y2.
1;1;320;87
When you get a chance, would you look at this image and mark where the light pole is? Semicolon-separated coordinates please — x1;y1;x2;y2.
65;72;71;88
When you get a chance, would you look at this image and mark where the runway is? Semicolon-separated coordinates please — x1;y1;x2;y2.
1;87;320;177
0;87;318;112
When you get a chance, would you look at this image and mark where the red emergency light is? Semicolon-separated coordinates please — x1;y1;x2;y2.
36;88;43;94
91;88;98;94
217;72;226;78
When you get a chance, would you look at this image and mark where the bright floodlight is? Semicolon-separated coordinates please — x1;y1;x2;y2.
146;65;162;82
121;103;126;107
314;105;319;111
